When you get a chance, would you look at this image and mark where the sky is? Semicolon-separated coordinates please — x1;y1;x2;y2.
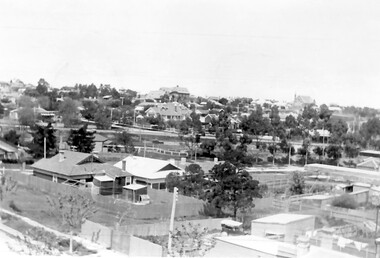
1;0;380;108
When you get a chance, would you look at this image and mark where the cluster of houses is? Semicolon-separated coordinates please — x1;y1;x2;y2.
30;150;184;203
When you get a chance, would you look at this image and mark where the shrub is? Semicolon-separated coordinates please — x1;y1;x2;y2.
9;200;22;213
331;194;358;209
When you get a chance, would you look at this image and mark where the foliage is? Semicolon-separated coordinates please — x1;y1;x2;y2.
165;172;182;192
331;194;358;209
67;124;95;153
169;223;216;257
94;105;112;129
205;162;262;219
288;172;305;195
3;129;20;146
326;144;342;163
179;134;198;160
28;123;57;158
59;97;81;127
81;100;98;120
46;192;97;231
115;131;135;153
18;107;36;127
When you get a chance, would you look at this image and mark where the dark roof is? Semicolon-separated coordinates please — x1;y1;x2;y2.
31;151;129;177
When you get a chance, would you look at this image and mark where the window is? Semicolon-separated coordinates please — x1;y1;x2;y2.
125;177;131;185
52;175;58;183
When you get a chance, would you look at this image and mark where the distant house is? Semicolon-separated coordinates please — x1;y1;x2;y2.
159;85;190;102
93;133;109;153
0;140;19;160
293;95;315;110
145;102;191;121
31;151;129;191
9;106;56;122
113;156;184;189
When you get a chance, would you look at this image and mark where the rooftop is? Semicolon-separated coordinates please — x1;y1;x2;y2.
252;213;314;224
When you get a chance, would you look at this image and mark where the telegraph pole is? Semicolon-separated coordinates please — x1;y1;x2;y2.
168;187;178;255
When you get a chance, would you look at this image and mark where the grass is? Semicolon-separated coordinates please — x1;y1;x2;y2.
1;211;96;255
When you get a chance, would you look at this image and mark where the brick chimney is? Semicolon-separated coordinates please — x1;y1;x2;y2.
59;150;65;162
122;160;126;171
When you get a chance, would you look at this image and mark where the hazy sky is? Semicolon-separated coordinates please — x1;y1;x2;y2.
1;0;380;107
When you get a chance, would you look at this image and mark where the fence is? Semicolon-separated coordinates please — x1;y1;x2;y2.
117;218;225;236
81;220;163;256
135;146;188;157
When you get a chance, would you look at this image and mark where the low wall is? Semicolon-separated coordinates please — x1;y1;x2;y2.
324;206;376;223
81;220;163;256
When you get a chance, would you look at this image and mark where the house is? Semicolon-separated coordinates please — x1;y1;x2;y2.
113;156;184;189
0;140;19;160
292;95;315;110
31;150;129;191
159;85;190;102
145;102;191;121
9;106;55;121
251;213;315;243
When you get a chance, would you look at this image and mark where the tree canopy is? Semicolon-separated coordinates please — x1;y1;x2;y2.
67;125;95;153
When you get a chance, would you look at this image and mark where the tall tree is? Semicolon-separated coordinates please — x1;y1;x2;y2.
115;131;135;153
46;192;97;253
59;97;80;127
67;124;95;153
94;105;112;129
318;104;333;158
36;78;49;96
288;172;305;195
269;105;286;165
205;162;262;219
29;123;57;158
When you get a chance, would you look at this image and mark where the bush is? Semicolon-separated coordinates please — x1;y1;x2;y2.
331;194;358;209
9;200;22;213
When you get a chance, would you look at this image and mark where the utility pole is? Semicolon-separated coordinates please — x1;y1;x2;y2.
44;137;46;159
168;187;178;255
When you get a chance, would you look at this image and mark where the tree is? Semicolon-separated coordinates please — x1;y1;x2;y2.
67;124;95;153
313;146;324;162
205;162;262;219
18;107;36;127
241;105;271;163
360;117;380;149
81;100;99;120
318;104;333;158
3;129;20;146
115;131;135;153
343;133;360;159
181;164;205;198
169;223;215;257
36;78;49;96
59;98;80;127
29;123;57;158
269;105;286;165
326;144;342;165
94;105;112;129
218;98;228;106
165;172;182;192
46;192;97;253
179;134;198;160
288;172;305;195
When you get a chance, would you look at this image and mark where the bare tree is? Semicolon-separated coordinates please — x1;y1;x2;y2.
46;192;97;253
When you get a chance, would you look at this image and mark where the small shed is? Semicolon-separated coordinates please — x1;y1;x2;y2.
93;175;115;195
251;214;315;243
123;184;148;203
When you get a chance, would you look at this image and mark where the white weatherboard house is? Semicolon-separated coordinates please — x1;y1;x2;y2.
113;156;184;189
251;213;315;243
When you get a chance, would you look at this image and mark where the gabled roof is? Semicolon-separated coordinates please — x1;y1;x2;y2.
31;151;128;177
114;156;184;180
295;95;314;104
0;140;18;153
145;102;191;117
146;90;165;100
93;133;108;142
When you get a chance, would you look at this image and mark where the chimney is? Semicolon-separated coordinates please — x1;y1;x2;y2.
214;157;218;164
296;236;310;257
59;150;65;162
122;160;126;172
